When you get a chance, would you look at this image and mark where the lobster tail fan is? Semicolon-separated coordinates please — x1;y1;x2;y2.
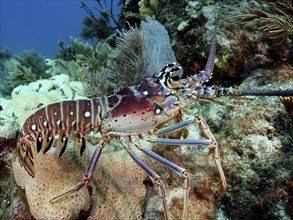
17;140;36;177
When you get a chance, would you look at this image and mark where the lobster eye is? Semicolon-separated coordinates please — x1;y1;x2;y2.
171;75;180;81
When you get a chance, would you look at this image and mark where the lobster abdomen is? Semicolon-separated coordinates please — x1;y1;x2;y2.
17;99;102;177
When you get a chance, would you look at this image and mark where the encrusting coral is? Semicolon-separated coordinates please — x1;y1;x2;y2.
13;138;152;219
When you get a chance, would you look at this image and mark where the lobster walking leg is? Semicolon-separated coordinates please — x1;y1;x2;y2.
135;142;190;220
49;138;106;204
155;116;227;195
195;116;227;195
121;139;170;220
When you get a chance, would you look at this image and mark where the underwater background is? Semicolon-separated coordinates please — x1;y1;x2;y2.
0;0;121;57
0;0;293;219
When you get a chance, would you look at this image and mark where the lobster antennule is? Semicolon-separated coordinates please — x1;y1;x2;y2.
196;86;293;97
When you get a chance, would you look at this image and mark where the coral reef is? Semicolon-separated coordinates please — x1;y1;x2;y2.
82;67;111;98
56;37;94;62
0;47;11;71
0;140;22;219
55;59;83;81
189;65;293;219
150;0;293;85
2;64;291;219
55;39;112;97
1;1;292;219
229;0;293;44
54;16;180;98
138;0;159;19
81;17;180;96
1;50;50;95
117;0;293;83
107;18;180;88
14;50;49;76
80;1;119;40
281;96;293;121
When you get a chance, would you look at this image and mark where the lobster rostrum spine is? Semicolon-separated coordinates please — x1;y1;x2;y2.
17;17;293;220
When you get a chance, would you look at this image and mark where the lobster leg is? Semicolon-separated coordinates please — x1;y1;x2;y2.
135;142;190;220
49;138;106;204
155;116;227;195
121;139;170;220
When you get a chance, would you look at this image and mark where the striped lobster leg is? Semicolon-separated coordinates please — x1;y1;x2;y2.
121;137;171;220
49;138;106;204
154;116;227;195
135;141;191;220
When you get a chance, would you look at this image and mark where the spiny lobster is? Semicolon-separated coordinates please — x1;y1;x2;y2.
17;20;293;220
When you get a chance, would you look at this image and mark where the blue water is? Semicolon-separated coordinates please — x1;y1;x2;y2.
0;0;121;58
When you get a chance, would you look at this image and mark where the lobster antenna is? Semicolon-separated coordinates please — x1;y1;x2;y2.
197;86;293;97
198;8;222;83
237;89;293;96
